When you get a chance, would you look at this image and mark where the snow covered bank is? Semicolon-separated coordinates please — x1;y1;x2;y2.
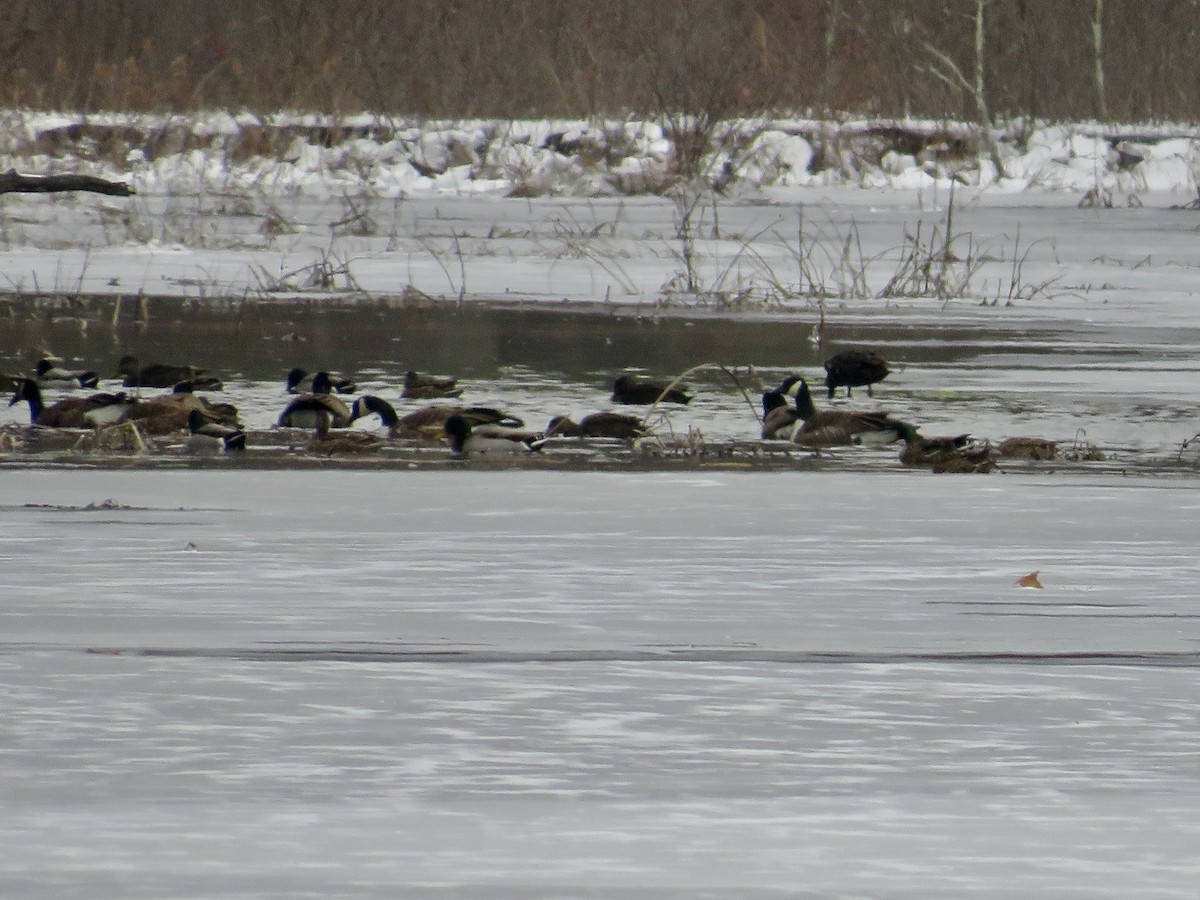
5;109;1200;198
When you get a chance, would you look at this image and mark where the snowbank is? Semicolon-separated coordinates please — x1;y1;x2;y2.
4;109;1200;199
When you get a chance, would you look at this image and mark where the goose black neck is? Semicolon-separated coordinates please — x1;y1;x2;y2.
15;378;43;423
794;380;817;421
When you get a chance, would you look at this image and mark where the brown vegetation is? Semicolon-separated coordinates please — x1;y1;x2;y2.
2;1;1199;121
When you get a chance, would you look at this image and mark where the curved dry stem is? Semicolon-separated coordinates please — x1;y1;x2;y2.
638;362;764;430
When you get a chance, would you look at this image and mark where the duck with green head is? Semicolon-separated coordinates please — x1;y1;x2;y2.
185;409;246;453
444;414;544;457
36;358;100;389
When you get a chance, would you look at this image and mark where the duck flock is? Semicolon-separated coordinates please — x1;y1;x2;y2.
0;349;1066;471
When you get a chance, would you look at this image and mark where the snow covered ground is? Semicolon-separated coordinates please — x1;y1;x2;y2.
2;112;1200;897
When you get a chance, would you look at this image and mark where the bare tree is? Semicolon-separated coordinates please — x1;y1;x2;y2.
915;0;1005;175
1091;0;1108;120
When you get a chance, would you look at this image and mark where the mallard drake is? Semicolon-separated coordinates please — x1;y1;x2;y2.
116;355;222;390
444;414;544;457
402;370;462;399
611;373;692;405
791;378;910;446
997;437;1058;460
545;412;646;439
285;367;356;395
824;350;889;398
36;358;100;389
9;377;135;427
185;409;246;452
394;404;524;440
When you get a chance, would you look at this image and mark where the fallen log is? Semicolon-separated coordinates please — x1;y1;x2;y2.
0;168;135;196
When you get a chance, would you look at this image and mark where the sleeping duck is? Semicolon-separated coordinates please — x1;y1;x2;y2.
36;358;100;389
611;373;692;405
545;412;646;440
402;370;462;399
896;424;975;468
185;409;246;452
116;355;222;390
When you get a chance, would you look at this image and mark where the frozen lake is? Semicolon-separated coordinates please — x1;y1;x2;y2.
2;469;1199;898
5;140;1200;895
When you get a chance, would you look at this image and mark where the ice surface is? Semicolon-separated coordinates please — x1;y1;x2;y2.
1;470;1199;898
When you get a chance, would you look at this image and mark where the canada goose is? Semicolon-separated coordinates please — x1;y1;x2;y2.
338;395;403;433
395;404;524;440
997;437;1058;460
791;378;910;447
444;414;544;457
896;424;975;467
761;392;799;440
9;377;135;427
402;370;462;399
116;355;222;390
760;375;803;439
185;409;246;452
36;358;100;389
611;374;692;405
545;412;646;439
277;373;354;428
284;367;356;395
824;350;889;398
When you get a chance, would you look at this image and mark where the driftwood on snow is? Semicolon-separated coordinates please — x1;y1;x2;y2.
0;168;135;197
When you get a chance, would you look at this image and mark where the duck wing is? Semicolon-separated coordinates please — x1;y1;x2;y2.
761;404;799;440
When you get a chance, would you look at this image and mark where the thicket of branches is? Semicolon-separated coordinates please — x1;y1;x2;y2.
2;0;1198;123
